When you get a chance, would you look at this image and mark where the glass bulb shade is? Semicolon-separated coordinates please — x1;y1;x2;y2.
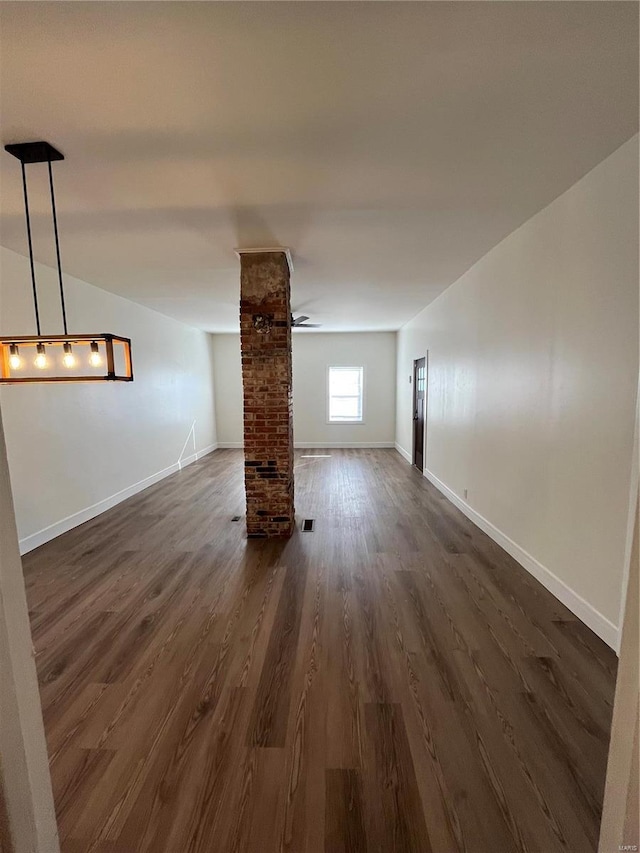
89;341;102;367
62;343;76;368
34;344;48;369
8;344;22;370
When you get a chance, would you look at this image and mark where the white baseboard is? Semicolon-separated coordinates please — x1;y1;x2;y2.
217;442;244;449
423;467;619;651
218;442;395;450
295;442;395;449
197;442;219;459
179;455;198;469
178;442;219;470
19;444;219;555
394;443;412;464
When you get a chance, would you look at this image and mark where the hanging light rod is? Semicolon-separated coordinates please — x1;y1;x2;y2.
1;140;134;384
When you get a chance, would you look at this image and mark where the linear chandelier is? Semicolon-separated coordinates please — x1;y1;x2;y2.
0;141;133;384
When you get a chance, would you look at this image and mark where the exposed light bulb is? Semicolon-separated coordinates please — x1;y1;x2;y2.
62;342;76;368
34;344;48;369
8;344;22;370
89;341;102;367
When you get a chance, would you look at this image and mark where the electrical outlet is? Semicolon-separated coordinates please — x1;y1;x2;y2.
463;488;468;500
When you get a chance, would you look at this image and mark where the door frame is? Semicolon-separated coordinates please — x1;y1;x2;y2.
412;353;428;470
0;404;60;852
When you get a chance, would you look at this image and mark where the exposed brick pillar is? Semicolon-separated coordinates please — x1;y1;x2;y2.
239;249;295;538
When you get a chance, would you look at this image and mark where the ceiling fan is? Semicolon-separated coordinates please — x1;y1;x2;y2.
292;314;321;328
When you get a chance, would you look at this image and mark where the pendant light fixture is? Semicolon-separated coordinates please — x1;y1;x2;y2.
0;141;133;384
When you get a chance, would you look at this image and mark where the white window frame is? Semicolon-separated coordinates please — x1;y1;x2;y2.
327;365;365;424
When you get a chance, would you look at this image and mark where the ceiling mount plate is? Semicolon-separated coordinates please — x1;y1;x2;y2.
4;141;64;164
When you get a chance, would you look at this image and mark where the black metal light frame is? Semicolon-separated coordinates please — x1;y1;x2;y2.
0;334;133;383
2;141;134;384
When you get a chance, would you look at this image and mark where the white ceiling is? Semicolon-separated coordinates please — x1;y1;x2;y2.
0;2;637;333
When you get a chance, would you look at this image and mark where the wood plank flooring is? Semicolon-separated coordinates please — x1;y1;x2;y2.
22;449;617;852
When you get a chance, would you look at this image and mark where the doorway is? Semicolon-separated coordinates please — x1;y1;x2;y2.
412;356;426;471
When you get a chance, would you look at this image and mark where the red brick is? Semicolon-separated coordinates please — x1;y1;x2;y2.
239;251;295;538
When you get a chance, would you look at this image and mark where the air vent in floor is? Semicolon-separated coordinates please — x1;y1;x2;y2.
302;519;315;532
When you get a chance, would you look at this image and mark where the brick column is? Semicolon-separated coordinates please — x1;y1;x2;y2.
239;250;295;538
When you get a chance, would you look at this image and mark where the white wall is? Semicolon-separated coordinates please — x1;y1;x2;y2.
0;247;217;552
212;331;397;447
293;332;396;447
211;333;244;447
396;136;639;647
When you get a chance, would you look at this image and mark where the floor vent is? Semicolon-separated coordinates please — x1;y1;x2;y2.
302;519;315;532
231;515;241;522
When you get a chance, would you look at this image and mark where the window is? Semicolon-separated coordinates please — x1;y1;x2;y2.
328;366;364;423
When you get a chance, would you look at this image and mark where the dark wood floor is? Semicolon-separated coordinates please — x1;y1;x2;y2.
23;449;617;853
